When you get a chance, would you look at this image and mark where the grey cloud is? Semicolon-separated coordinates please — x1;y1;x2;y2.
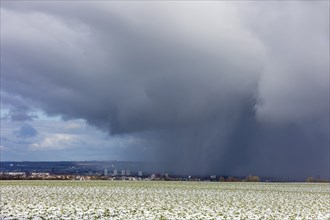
9;111;38;122
246;2;329;127
13;124;38;138
3;109;39;122
1;92;39;121
1;2;328;178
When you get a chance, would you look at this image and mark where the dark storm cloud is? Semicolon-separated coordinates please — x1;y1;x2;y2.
1;2;329;178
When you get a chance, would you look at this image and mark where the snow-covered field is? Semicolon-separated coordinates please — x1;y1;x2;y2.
0;180;329;219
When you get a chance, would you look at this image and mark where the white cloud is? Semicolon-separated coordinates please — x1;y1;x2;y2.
29;134;77;151
64;121;85;130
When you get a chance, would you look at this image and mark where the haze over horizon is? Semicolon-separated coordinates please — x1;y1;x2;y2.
1;1;329;178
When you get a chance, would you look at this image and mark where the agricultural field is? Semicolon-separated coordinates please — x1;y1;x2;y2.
0;180;329;219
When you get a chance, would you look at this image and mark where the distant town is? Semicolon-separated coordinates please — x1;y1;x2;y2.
0;161;327;182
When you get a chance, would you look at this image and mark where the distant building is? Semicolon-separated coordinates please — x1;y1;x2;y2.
7;172;25;176
138;171;143;176
113;169;118;176
104;169;108;176
126;169;130;176
121;169;125;176
31;172;50;176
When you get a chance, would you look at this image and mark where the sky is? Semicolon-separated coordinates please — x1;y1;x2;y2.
1;1;329;178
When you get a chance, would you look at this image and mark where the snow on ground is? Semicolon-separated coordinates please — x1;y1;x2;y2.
0;181;329;219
